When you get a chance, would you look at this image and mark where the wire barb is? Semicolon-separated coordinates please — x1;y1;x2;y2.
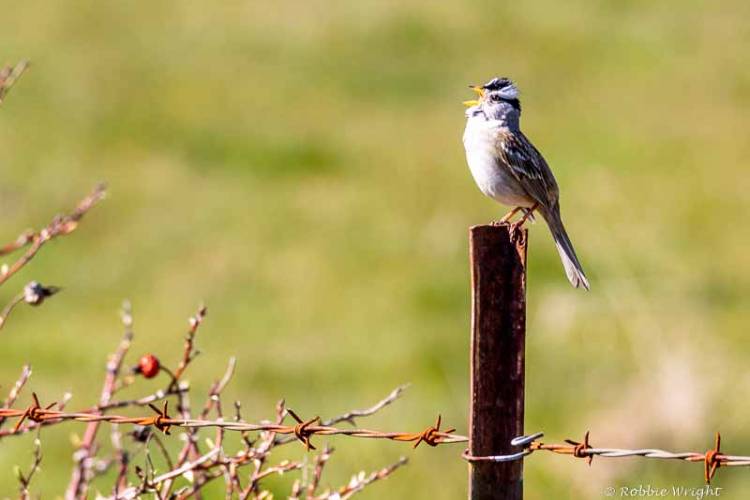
704;433;722;484
144;401;172;435
287;409;321;451
12;393;55;433
564;430;594;465
409;414;456;449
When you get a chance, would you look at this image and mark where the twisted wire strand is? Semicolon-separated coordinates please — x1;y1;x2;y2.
0;404;468;448
462;431;738;484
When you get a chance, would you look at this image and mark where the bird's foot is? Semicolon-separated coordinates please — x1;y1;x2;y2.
508;220;525;242
507;204;538;242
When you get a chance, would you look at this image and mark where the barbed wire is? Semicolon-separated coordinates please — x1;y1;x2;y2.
0;396;466;449
0;298;463;498
463;431;748;484
1;300;459;498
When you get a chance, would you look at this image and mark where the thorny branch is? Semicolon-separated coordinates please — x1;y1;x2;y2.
3;305;442;498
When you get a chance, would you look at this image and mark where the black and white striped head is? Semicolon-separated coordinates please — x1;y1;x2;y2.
464;77;521;125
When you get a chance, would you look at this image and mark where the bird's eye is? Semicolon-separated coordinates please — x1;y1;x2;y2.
490;94;502;102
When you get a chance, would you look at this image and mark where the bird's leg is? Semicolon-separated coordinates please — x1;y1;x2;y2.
520;207;536;224
498;207;522;224
509;203;539;239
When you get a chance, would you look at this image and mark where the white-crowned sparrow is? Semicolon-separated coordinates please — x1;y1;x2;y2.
462;77;589;290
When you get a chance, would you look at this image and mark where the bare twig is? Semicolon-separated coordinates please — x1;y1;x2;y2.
66;300;133;499
0;60;29;105
17;434;42;500
0;281;61;332
334;457;408;500
0;184;106;288
153;447;220;484
200;357;236;420
168;305;207;390
159;305;208;497
100;384;189;412
307;445;334;498
0;292;23;330
242;399;289;499
110;423;128;497
0;230;34;257
325;385;407;427
0;364;31;430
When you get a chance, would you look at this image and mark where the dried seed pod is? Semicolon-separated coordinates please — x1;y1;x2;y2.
23;281;61;306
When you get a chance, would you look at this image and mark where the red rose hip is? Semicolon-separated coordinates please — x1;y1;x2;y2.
138;354;160;379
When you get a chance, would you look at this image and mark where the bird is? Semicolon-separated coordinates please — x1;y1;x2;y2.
462;77;589;290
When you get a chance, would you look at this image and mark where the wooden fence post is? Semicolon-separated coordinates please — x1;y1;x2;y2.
469;224;527;500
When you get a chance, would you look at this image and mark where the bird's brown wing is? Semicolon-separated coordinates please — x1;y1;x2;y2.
496;130;559;209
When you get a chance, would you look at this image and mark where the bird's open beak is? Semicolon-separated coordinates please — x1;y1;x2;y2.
463;85;484;107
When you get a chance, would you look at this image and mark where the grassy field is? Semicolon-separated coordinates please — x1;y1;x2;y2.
1;0;750;498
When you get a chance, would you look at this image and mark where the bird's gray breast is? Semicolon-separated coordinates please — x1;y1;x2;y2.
462;117;534;207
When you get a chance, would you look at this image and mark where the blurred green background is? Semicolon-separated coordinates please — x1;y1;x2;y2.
1;0;750;498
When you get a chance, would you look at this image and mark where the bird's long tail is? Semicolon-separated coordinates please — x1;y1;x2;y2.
540;205;590;290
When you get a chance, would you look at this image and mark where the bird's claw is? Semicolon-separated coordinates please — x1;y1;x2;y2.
508;221;526;244
503;204;539;243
